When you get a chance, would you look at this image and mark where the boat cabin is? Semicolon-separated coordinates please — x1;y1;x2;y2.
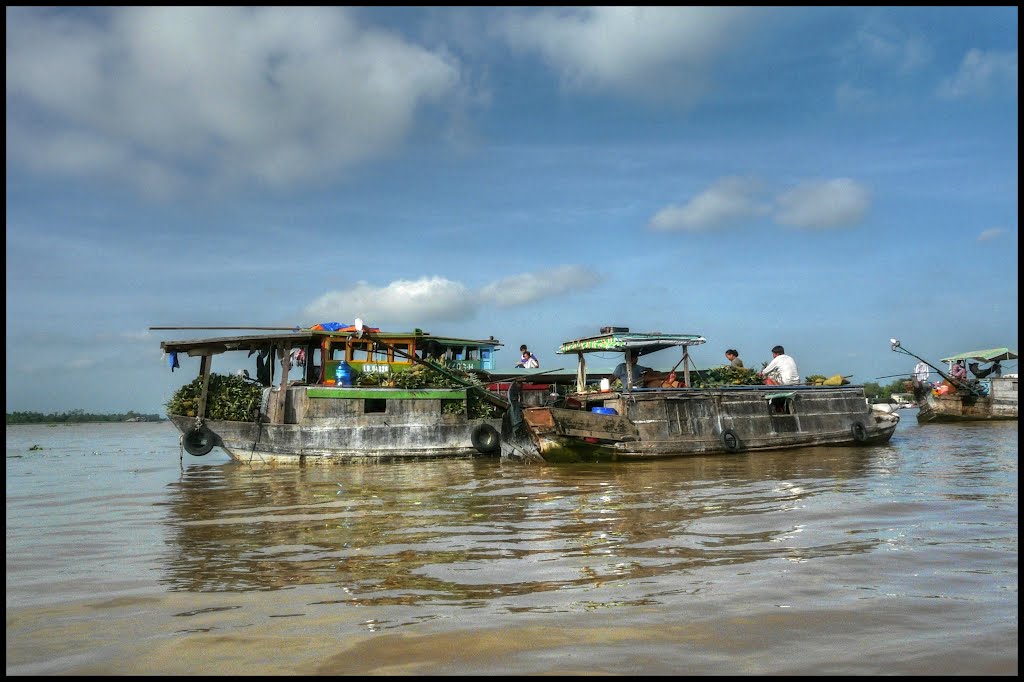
557;327;708;392
322;330;502;384
158;327;503;389
939;347;1017;380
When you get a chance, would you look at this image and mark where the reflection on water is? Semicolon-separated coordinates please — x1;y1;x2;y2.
159;447;881;599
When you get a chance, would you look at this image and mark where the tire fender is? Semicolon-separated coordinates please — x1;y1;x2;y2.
851;421;868;443
721;428;741;453
471;423;500;454
183;424;216;456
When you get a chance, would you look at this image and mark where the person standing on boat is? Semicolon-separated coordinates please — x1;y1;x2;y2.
758;345;800;385
516;345;540;368
912;360;931;401
725;349;744;368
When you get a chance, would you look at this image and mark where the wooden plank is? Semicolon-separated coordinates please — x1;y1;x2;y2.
526;408;640;440
196;355;212;421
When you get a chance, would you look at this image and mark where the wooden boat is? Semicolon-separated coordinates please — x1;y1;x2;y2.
500;328;900;463
156;324;517;463
891;340;1018;423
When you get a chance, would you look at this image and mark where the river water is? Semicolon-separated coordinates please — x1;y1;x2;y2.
6;413;1018;675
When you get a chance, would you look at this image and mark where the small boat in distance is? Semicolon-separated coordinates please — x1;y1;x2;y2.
154;324;515;463
890;340;1018;423
500;327;899;464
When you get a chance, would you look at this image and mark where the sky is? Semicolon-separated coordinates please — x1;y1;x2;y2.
5;6;1019;415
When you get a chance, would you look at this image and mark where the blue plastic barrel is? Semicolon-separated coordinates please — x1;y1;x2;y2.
335;360;353;387
591;407;617;415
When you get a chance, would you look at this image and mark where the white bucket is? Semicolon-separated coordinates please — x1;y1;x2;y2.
600;378;610;392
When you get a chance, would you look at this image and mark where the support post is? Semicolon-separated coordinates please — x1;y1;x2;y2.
196;354;212;420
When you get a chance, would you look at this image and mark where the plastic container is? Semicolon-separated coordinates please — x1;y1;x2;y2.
335;360;353;387
591;407;617;415
600;378;611;392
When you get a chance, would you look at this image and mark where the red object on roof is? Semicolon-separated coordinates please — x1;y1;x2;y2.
487;383;552;391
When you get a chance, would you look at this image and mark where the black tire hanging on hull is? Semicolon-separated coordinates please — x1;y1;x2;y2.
471;423;500;454
721;428;741;453
183;424;216;456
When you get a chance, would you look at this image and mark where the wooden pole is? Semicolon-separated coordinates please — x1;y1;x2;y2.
196;355;212;421
149;326;302;330
576;352;586;393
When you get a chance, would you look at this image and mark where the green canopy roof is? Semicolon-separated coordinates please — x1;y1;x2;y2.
558;331;706;355
940;347;1017;363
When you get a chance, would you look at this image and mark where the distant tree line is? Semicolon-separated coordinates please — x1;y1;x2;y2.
862;379;912;403
6;409;164;424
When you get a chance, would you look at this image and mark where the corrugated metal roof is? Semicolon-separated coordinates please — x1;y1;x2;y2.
939;347;1017;363
557;331;706;354
159;330;502;354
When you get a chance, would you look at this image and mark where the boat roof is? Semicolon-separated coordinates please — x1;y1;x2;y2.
939;347;1017;363
557;331;707;355
158;329;502;354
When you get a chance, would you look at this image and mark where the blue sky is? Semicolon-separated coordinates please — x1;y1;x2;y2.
6;6;1018;415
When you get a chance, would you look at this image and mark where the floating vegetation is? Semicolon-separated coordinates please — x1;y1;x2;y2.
28;444;43;451
166;374;263;422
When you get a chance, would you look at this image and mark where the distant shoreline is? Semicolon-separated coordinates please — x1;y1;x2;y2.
6;412;166;425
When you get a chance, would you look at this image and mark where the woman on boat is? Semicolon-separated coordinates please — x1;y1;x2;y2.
725;349;743;368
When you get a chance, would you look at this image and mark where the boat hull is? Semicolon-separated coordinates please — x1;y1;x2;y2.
500;386;900;464
169;385;504;463
917;376;1017;423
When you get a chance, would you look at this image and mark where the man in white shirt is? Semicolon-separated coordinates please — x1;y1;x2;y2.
912;360;931;400
913;361;930;384
758;345;800;385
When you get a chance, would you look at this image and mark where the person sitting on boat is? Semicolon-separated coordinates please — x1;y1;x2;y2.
950;359;967;382
657;370;685;388
612;350;651;388
758;345;800;385
515;345;540;368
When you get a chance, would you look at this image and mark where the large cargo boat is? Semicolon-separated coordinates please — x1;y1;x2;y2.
156;324;513;463
500;328;900;464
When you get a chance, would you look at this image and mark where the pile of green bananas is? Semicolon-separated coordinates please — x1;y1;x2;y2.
166;374;262;421
689;365;763;388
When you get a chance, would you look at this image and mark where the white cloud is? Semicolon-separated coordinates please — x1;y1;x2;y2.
649;177;769;232
850;24;931;74
937;48;1018;99
977;228;1006;242
5;7;463;196
773;179;871;230
304;277;476;326
304;267;603;325
479;265;602;306
498;6;753;100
